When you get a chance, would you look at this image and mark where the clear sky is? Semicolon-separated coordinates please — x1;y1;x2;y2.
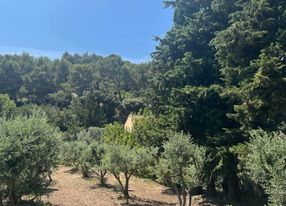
0;0;173;62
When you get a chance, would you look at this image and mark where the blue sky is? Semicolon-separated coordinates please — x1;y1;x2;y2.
0;0;173;62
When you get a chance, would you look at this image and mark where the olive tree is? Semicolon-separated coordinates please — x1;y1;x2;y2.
245;130;286;206
60;127;107;180
60;141;86;171
103;144;155;203
60;140;94;179
157;132;206;206
77;127;104;144
75;127;105;179
77;142;108;182
0;111;60;206
88;142;107;185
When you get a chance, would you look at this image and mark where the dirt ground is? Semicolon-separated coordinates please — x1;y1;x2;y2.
43;166;178;206
42;166;243;206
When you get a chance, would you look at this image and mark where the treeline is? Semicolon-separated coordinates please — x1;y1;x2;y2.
0;52;150;131
0;0;285;206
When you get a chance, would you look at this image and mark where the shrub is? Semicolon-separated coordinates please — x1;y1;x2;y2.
157;132;206;206
0;111;60;206
245;130;286;206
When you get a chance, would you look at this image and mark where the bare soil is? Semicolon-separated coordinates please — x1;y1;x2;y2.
43;166;255;206
43;166;178;206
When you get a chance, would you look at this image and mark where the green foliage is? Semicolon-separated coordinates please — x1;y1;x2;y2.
23;57;57;103
244;130;286;206
103;144;155;202
0;94;16;118
77;127;104;144
128;63;151;92
0;52;148;132
59;108;81;136
0;0;284;202
88;142;107;185
98;55;134;102
132;111;174;153
157;132;206;206
70;89;119;128
103;122;136;146
149;0;243;198
60;141;87;170
67;64;94;96
0;59;22;100
172;85;239;144
232;43;286;131
60;127;106;180
0;111;60;205
151;0;286;200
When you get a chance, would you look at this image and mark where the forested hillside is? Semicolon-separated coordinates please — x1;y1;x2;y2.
0;0;285;206
0;53;149;127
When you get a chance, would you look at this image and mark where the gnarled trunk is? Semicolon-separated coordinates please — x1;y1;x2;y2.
99;170;107;186
173;184;183;206
81;164;90;178
112;171;131;204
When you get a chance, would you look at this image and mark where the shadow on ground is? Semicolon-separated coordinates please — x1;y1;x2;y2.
161;188;176;196
90;183;175;206
191;194;266;206
120;196;176;206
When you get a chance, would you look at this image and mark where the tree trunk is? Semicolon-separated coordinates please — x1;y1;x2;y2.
226;154;240;201
182;189;187;206
188;194;192;206
8;180;17;206
177;189;182;206
118;90;123;103
124;175;130;204
112;172;130;203
227;172;240;201
179;169;187;206
113;173;124;192
99;170;107;186
222;176;228;195
73;162;79;171
207;176;217;195
173;184;182;206
81;165;90;178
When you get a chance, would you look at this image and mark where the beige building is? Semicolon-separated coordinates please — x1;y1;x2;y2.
124;114;143;131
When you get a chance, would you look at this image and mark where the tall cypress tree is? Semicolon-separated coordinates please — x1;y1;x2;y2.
150;0;241;198
151;0;286;199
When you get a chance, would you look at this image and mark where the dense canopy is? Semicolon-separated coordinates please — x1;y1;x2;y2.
0;0;285;205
